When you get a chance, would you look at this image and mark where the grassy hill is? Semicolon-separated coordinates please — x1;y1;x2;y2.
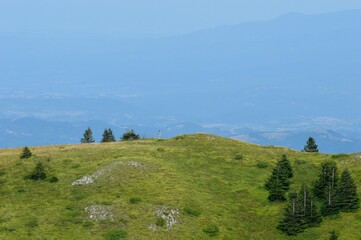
0;134;360;239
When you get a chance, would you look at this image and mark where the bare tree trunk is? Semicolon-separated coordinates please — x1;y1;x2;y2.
304;187;307;215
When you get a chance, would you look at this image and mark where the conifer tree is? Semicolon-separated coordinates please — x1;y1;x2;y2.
278;185;322;236
313;161;339;216
279;154;293;178
121;129;140;141
336;169;360;212
277;192;306;235
29;163;47;180
266;174;288;201
101;128;116;142
20;146;32;159
299;185;322;227
265;155;293;201
313;161;338;199
81;127;95;143
304;137;319;152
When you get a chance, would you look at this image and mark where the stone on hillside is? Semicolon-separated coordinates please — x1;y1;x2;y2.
71;176;94;185
85;205;114;221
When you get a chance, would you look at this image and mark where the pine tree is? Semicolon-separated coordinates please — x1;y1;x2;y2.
277;192;306;235
265;155;293;201
266;174;288;201
304;137;319;152
29;163;47;180
313;161;339;216
81;127;95;143
313;161;338;199
121;129;140;141
101;128;116;142
336;169;360;212
20;146;32;159
279;154;293;178
299;185;322;227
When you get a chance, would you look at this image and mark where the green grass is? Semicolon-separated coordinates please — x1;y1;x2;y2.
0;133;360;239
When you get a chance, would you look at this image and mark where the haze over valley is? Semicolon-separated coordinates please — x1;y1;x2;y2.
1;6;361;153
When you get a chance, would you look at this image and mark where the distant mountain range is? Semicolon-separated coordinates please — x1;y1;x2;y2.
1;10;360;152
1;117;361;154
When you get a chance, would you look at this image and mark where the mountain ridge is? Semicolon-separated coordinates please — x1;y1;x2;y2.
1;10;360;151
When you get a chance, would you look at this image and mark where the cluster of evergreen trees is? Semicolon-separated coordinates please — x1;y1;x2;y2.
314;162;360;215
277;185;322;235
265;157;360;236
80;127;140;143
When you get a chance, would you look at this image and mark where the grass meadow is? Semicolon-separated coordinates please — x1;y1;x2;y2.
0;134;360;239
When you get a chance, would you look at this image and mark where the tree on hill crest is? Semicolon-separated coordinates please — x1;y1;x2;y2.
101;128;116;142
121;129;140;141
304;137;319;152
81;127;95;143
20;146;32;159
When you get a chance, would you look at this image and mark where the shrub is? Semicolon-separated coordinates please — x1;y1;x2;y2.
256;161;268;169
295;159;307;165
82;221;94;228
49;176;59;183
174;135;184;140
183;207;201;217
26;163;47;181
20;147;32;159
234;153;243;161
331;154;348;160
203;224;219;237
129;197;142;204
25;218;38;228
155;217;166;227
103;229;128;240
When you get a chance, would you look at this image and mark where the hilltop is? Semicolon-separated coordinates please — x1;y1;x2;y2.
0;134;360;239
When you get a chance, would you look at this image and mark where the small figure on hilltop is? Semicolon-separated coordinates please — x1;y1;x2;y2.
303;137;319;152
20;146;32;159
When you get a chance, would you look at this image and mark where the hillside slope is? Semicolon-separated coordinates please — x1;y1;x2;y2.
0;134;360;239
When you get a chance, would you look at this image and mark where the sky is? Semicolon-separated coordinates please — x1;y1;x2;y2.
1;0;361;37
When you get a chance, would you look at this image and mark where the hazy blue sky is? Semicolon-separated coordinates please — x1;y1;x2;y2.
1;0;361;37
